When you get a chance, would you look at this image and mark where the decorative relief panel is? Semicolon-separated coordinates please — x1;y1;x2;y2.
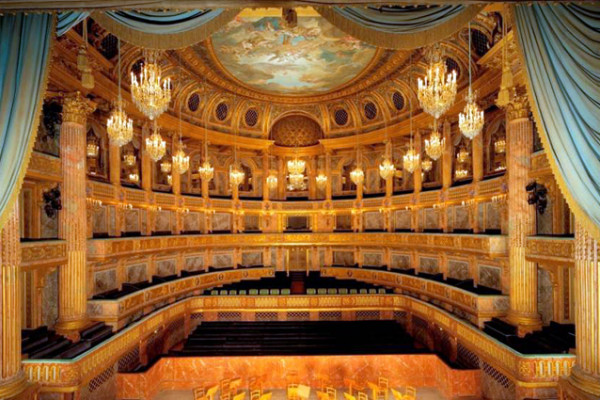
448;259;470;280
391;254;410;269
127;263;147;283
42;269;58;327
419;257;439;274
364;211;384;231
479;265;502;290
363;252;383;266
155;210;173;233
333;250;354;266
394;210;411;231
212;212;232;232
156;259;176;276
124;209;142;233
185;255;204;271
242;252;262;267
212;253;233;268
183;212;202;232
94;269;117;294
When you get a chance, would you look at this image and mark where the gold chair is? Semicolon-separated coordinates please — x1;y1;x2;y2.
259;393;273;400
233;392;246;400
296;384;311;400
390;389;403;400
326;386;337;400
358;391;369;400
317;391;329;400
193;387;206;400
206;384;219;400
250;389;262;400
288;383;299;400
404;387;416;400
344;392;356;400
344;379;365;396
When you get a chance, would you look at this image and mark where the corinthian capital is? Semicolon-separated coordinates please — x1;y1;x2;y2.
506;87;530;121
62;91;96;125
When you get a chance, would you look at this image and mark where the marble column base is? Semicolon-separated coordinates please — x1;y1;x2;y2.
559;367;600;399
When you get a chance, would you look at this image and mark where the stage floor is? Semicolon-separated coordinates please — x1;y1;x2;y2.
152;388;458;400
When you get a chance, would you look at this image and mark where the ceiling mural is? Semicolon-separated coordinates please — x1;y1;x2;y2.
210;13;377;95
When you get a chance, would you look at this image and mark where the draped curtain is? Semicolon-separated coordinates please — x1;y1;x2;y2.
316;5;484;49
0;13;54;230
513;4;600;240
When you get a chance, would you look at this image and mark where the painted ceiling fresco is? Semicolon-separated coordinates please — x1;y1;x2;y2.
210;14;377;95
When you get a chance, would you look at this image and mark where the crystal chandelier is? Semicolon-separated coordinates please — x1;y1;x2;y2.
160;160;171;173
425;119;444;160
199;160;214;181
422;157;433;172
266;173;278;190
495;162;506;172
459;22;485;140
107;38;133;147
456;146;469;164
494;138;506;154
289;173;305;190
287;157;306;175
131;50;172;120
403;147;420;174
417;44;457;119
316;173;327;189
129;172;139;183
86;137;99;158
229;164;245;187
167;174;172;185
455;165;469;179
146;122;166;162
123;152;136;167
350;166;364;185
379;157;395;180
172;147;189;174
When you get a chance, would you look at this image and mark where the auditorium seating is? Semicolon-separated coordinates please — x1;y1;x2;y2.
174;320;425;357
21;322;113;360
483;318;575;354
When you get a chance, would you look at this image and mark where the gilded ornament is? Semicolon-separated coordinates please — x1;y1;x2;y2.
62;91;95;125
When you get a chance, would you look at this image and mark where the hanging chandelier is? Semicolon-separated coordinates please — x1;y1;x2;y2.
167;174;172;185
123;152;136;167
459;22;485;140
146;122;166;162
129;172;139;183
288;173;305;190
422;157;433;172
266;173;278;190
455;165;469;179
229;164;245;187
425;120;444;160
172;147;189;174
316;173;327;189
287;157;306;175
379;158;395;180
160;159;172;173
107;37;133;147
350;166;364;186
417;44;457;119
131;50;172;120
198;160;214;181
456;146;469;164
86;137;99;158
494;138;506;154
403;147;420;174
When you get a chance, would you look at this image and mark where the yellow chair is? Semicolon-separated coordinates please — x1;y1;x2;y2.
326;386;337;400
344;379;365;396
288;383;299;400
317;391;329;400
206;384;219;400
344;392;357;400
390;389;404;400
404;387;416;400
233;392;246;400
358;392;369;400
193;387;206;400
297;384;311;400
259;393;273;400
250;389;262;400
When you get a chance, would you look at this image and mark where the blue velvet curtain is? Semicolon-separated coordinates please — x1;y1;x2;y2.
316;5;484;49
514;4;600;239
0;13;54;229
57;11;88;36
91;9;238;49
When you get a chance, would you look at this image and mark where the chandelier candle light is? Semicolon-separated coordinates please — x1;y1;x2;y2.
417;44;457;119
107;37;133;147
146;121;166;162
425;119;444;160
459;22;485;140
131;50;172;120
316;173;327;189
229;95;245;188
422;157;433;173
350;129;364;185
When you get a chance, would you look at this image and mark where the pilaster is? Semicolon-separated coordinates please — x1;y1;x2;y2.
56;92;95;338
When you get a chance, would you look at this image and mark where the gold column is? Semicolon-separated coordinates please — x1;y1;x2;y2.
563;222;600;398
442;119;453;189
56;92;95;337
0;204;28;399
262;151;270;201
109;141;121;186
277;157;285;200
308;157;317;200
472;132;483;183
141;123;153;193
325;151;332;201
413;131;423;194
505;93;541;334
385;142;393;198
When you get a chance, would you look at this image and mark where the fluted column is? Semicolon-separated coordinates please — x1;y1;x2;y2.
413;131;423;194
56;92;95;337
442;119;453;189
505;93;541;335
262;151;270;201
325;151;332;201
308;157;317;200
564;222;600;398
472;132;483;183
0;204;28;399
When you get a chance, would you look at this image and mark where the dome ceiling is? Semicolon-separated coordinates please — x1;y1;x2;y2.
209;12;377;95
